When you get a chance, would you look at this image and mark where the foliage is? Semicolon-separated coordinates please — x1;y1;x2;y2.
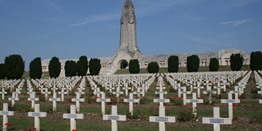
48;57;61;78
147;62;159;73
5;54;25;79
129;59;140;74
168;55;179;73
230;53;244;71
187;55;200;72
0;63;7;79
250;51;262;71
209;58;219;71
65;60;78;77
29;57;42;79
177;108;194;122
89;58;101;75
77;56;88;76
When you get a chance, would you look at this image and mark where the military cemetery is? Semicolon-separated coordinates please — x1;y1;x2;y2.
0;0;262;130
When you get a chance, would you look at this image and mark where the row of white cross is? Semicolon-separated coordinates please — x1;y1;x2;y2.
0;71;261;131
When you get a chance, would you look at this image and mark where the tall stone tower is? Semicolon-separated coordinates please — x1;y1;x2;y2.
119;0;141;55
100;0;142;75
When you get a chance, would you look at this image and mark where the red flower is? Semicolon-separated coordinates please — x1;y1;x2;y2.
72;129;77;131
174;96;180;100
233;103;237;107
5;123;12;127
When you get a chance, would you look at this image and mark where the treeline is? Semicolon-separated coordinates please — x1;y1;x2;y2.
0;55;101;80
0;51;261;79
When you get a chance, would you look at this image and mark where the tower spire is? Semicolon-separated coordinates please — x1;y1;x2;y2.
119;0;141;56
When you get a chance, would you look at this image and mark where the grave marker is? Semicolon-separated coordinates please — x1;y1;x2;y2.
96;92;111;114
124;93;139;115
103;105;126;131
221;93;240;118
72;92;85;112
186;93;203;117
28;92;39;109
49;92;61;111
0;103;14;131
28;104;47;131
63;105;84;131
149;106;176;131
202;107;232;131
0;88;7;100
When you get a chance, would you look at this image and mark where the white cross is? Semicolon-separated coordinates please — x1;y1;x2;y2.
214;83;225;95
96;92;111;114
58;88;68;102
149;106;176;131
113;87;124;98
0;88;7;100
221;93;240;119
203;86;217;104
8;92;19;107
49;92;61;111
194;83;204;98
72;92;85;112
63;105;84;131
133;88;142;98
124;93;139;115
0;103;14;131
28;92;39;109
122;83;131;96
229;86;240;99
186;93;203;117
93;88;102;97
103;105;126;131
42;88;51;101
180;87;191;105
28;104;47;131
202;107;232;131
259;99;262;104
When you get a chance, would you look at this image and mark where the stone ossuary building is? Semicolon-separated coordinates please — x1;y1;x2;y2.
42;0;250;76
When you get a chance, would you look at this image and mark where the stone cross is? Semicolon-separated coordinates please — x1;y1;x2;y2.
28;92;39;109
94;88;102;97
72;92;85;112
194;83;204;98
58;88;68;102
8;92;19;107
229;86;240;100
133;88;142;98
0;88;7;100
96;92;111;114
149;106;176;131
42;88;51;101
49;92;61;111
259;99;262;104
63;105;84;131
186;93;203;117
202;107;232;131
103;105;126;131
180;87;191;105
221;93;240;118
124;93;139;115
0;103;14;131
28;104;47;131
122;83;131;96
113;87;124;98
203;86;217;104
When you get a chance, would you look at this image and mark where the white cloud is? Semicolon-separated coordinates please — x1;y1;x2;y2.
46;1;65;14
221;19;254;27
69;13;120;27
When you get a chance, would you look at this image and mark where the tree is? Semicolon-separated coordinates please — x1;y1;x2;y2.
230;53;244;71
65;60;78;77
77;56;88;76
209;58;219;72
129;59;140;74
29;57;42;79
168;55;179;73
250;51;262;71
48;57;61;78
147;62;159;73
89;58;101;76
5;54;25;79
0;63;7;79
187;55;199;72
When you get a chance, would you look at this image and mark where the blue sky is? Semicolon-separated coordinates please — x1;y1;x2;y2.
0;0;261;70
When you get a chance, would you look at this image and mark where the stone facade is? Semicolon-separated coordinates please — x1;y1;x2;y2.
41;0;250;76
